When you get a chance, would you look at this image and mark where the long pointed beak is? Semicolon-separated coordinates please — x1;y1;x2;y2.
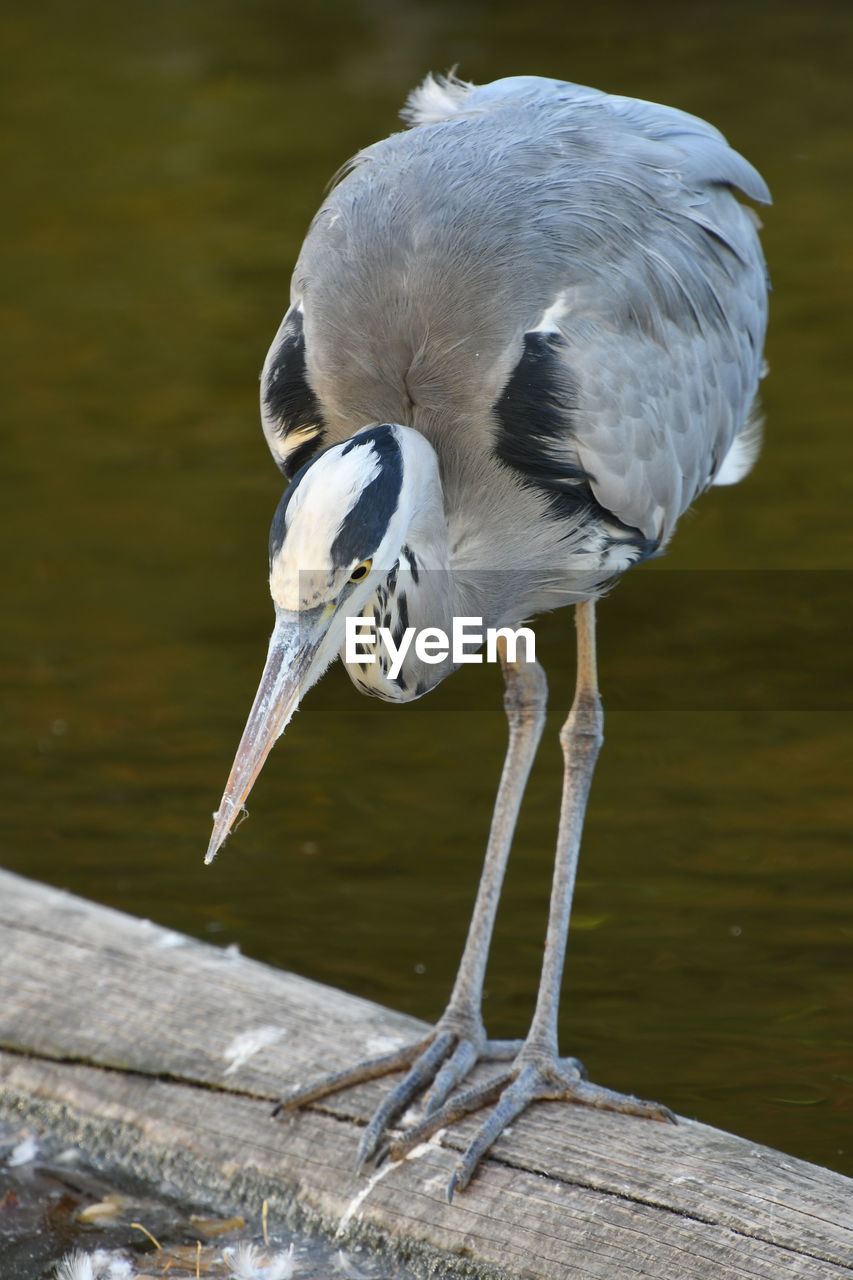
205;603;336;864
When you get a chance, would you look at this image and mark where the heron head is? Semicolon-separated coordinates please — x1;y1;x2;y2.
205;423;443;863
268;423;407;611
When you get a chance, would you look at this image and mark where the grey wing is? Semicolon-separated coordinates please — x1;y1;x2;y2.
409;75;771;547
567;187;768;544
559;183;768;547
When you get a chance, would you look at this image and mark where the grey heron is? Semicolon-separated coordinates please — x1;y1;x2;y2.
206;73;770;1198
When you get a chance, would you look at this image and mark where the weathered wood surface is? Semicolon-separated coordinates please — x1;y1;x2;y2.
0;869;850;1279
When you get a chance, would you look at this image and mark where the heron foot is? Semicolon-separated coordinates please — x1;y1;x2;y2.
273;1018;524;1172
275;1028;672;1198
389;1055;676;1201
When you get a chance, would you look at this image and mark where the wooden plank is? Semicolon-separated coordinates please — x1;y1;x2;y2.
0;868;851;1279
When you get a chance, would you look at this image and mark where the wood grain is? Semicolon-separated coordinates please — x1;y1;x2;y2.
1;869;850;1279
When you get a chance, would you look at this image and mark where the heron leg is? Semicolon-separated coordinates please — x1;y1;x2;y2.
275;639;549;1165
388;601;674;1198
523;595;604;1064
424;638;549;1074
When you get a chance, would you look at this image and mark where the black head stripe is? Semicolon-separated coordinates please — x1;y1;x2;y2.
269;488;291;565
269;424;404;568
331;425;404;565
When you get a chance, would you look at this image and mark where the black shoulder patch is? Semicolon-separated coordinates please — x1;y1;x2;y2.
493;331;656;555
262;309;326;479
494;331;592;502
330;425;404;567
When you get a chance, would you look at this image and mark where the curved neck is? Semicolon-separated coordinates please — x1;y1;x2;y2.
340;425;544;702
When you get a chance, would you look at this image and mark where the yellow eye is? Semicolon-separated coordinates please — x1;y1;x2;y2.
349;559;372;582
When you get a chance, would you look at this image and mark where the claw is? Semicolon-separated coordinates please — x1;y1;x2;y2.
372;1140;392;1168
355;1032;456;1169
560;1075;676;1122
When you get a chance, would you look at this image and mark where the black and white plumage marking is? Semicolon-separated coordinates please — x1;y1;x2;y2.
268;424;404;572
207;73;770;1197
261;305;327;479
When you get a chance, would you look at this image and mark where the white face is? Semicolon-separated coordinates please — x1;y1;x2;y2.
268;427;404;612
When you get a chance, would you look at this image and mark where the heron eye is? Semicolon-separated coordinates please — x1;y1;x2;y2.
349;559;372;582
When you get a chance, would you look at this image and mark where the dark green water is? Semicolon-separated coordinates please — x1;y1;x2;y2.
2;0;851;1183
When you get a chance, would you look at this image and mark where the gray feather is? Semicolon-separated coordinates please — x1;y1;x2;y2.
269;74;769;586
